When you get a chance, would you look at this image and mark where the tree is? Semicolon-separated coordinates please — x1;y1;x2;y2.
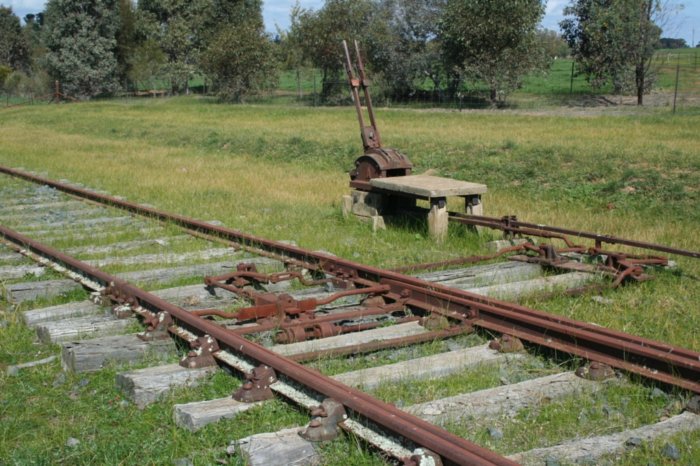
199;0;275;101
201;22;277;101
440;0;548;104
116;0;138;85
0;6;30;72
0;65;11;93
659;37;687;48
127;39;166;91
43;0;120;98
3;69;49;100
22;12;48;72
287;0;385;100
560;0;662;105
537;29;571;60
373;0;445;98
138;0;213;93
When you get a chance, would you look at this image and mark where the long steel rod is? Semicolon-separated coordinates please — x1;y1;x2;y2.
0;224;512;466
449;212;700;259
1;165;698;393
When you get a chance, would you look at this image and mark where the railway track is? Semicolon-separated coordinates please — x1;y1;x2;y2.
1;167;699;465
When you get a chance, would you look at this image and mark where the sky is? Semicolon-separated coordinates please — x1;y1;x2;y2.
4;0;700;47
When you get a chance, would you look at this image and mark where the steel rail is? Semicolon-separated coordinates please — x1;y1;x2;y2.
1;166;699;393
0;225;512;466
449;212;700;259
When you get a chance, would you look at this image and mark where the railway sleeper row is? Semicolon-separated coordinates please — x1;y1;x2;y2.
1;171;699;465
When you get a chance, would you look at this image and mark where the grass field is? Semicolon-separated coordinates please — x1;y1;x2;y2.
0;98;699;464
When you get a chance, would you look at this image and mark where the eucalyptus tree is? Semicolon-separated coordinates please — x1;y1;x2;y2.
43;0;120;98
440;0;548;103
137;0;211;93
561;0;663;104
0;6;30;72
374;0;445;98
287;0;387;100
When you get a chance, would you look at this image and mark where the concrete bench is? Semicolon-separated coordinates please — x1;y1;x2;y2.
344;174;487;242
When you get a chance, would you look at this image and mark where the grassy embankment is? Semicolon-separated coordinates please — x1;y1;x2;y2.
0;99;698;464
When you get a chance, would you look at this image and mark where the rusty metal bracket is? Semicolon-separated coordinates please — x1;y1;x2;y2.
138;311;173;341
102;282;138;307
232;365;278;402
180;334;220;368
299;398;348;442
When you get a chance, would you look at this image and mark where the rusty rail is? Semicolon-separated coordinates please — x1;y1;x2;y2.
1;165;699;394
0;224;512;466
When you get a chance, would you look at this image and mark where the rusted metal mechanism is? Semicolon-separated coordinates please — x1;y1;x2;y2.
505;241;668;287
204;263;394;322
1;167;699;394
342;40;412;189
450;213;700;259
396;239;669;288
201;262;432;344
0;225;516;466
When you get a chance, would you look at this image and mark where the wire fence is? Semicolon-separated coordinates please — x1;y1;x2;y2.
3;53;699;112
266;54;700;112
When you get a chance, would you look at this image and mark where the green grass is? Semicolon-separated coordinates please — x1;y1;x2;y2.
652;48;700;91
0;97;699;464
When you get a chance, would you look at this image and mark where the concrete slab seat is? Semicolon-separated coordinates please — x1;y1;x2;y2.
344;174;487;242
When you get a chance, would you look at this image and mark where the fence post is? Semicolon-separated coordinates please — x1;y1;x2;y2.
569;61;575;95
313;71;317;107
672;63;680;114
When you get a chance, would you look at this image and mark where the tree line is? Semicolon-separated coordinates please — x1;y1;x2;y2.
0;0;680;105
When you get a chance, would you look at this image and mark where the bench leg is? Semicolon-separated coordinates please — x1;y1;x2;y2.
428;198;448;242
466;195;483;216
464;195;484;234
